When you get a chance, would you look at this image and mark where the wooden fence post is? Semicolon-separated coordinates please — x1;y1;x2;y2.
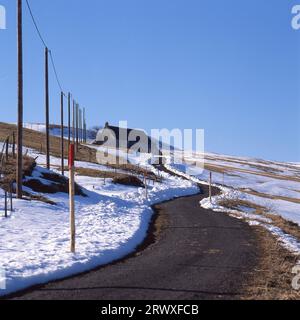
60;91;64;176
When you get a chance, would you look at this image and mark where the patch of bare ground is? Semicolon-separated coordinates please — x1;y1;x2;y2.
65;166;161;183
112;175;144;188
24;171;86;197
243;226;300;300
73;167;145;188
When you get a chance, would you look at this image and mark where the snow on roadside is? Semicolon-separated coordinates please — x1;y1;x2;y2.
0;150;198;296
165;159;300;256
200;190;300;255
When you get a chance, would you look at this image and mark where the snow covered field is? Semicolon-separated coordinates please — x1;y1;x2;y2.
0;145;198;296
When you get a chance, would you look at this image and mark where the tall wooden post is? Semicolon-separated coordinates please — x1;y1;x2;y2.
79;108;82;143
69;144;75;253
78;108;81;143
5;137;9;162
60;91;64;176
45;47;50;170
76;104;79;151
83;107;86;143
81;109;83;143
72;100;75;143
68;92;71;146
16;0;23;199
12;132;16;158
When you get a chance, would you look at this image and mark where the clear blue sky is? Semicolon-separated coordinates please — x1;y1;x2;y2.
0;0;299;162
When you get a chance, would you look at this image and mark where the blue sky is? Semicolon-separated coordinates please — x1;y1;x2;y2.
0;0;299;161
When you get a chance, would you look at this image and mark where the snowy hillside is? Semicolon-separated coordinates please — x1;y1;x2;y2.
166;151;300;254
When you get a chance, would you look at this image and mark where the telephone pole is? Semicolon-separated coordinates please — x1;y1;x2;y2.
68;92;71;146
72;100;75;143
83;107;86;143
79;108;82;143
60;91;64;176
45;47;50;170
76;104;79;151
16;0;23;199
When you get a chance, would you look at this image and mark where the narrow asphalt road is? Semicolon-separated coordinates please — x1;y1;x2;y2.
9;180;258;300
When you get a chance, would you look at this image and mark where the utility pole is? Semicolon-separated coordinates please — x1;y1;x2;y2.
83;107;86;143
16;0;23;199
78;108;81;143
79;108;82;143
68;92;71;146
61;91;64;176
81;109;83;143
76;104;79;151
45;47;50;170
72;100;75;143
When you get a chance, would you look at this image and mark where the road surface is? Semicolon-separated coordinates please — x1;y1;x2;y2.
10;182;258;300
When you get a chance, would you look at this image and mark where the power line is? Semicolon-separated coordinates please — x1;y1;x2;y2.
49;50;65;95
25;0;66;95
25;0;47;48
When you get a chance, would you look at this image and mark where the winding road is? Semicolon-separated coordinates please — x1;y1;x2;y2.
10;175;258;300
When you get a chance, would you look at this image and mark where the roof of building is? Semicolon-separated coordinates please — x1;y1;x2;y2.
103;122;150;141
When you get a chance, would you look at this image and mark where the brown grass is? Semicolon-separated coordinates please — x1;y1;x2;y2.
112;176;144;188
0;155;36;187
0;122;159;177
0;122;98;164
265;214;300;242
243;226;300;300
218;197;300;299
218;197;300;242
73;167;145;188
218;198;267;214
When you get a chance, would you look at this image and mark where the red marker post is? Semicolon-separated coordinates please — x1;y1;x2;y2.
69;144;76;253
